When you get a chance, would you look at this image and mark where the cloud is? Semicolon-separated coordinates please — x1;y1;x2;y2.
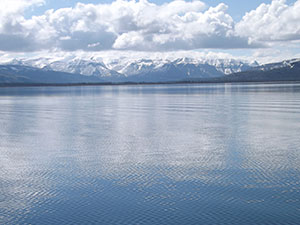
236;0;300;43
111;2;258;50
0;0;45;34
0;0;299;52
0;0;256;52
0;0;45;51
0;0;44;16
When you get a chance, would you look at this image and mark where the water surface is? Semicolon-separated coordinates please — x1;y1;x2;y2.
1;83;300;224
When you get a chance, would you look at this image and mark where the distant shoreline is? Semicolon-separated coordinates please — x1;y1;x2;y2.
0;80;300;88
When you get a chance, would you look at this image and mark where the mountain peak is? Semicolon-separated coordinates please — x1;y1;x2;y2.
1;56;257;82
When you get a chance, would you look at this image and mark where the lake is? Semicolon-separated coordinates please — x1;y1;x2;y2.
1;83;300;224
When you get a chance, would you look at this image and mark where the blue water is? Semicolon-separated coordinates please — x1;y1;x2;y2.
1;83;300;225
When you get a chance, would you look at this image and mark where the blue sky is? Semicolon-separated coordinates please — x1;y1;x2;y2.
1;0;300;63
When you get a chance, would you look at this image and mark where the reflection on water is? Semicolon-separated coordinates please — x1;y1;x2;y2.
1;83;300;224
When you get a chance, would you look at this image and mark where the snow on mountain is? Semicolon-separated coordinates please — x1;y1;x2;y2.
107;58;170;76
2;57;299;84
252;58;300;71
199;58;259;74
44;58;122;78
104;57;220;82
219;59;300;82
5;57;124;81
4;56;258;82
106;57;257;77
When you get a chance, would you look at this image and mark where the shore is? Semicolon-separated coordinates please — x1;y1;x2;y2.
1;80;300;88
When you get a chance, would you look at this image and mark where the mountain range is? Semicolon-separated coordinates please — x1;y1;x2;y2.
0;57;299;85
217;58;300;82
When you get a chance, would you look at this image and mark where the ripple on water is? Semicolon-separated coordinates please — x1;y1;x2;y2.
1;84;300;224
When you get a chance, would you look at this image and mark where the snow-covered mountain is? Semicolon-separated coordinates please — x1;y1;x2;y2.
201;58;259;74
106;57;257;76
107;57;258;82
2;57;300;84
117;58;225;82
9;57;123;81
4;56;258;82
251;58;300;71
214;58;300;82
45;59;122;79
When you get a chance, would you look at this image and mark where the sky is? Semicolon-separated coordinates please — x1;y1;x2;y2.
1;0;300;64
35;0;295;20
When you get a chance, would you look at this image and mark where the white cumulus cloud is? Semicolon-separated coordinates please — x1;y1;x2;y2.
236;0;300;43
0;0;45;51
0;0;257;52
0;0;299;52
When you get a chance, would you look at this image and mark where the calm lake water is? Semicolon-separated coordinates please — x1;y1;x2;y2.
1;83;300;225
